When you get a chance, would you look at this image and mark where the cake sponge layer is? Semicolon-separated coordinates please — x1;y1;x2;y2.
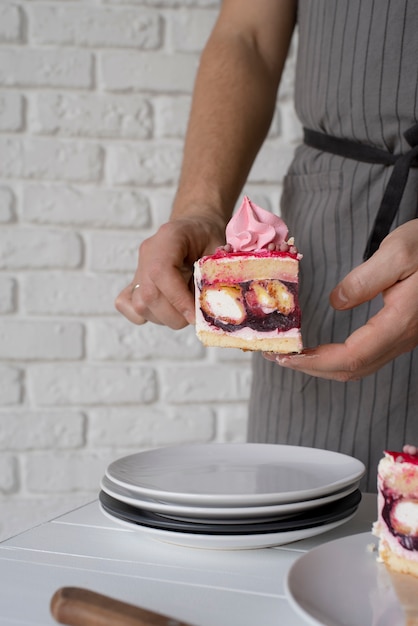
196;328;303;353
379;542;418;577
198;254;299;283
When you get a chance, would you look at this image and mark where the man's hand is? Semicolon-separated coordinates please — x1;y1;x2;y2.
115;0;297;332
264;219;418;381
115;215;226;329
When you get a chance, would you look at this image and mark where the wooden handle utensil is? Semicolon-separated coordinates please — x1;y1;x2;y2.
51;587;196;626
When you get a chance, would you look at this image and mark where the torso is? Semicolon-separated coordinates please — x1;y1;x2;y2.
248;0;418;492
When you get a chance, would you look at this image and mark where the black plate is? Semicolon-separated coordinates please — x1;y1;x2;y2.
99;489;362;536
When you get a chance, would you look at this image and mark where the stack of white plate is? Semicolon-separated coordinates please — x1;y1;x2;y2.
99;443;365;550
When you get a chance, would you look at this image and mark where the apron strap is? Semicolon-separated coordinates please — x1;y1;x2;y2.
303;124;418;260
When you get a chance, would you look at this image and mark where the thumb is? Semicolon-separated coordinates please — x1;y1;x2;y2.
329;254;396;311
331;220;418;311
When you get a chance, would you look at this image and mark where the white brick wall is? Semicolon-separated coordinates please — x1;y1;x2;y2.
0;0;302;542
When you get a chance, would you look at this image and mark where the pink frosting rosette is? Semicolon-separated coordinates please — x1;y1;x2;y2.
225;196;288;252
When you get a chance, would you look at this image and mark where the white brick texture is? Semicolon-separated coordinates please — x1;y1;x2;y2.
22;185;151;229
0;366;22;406
0;0;299;541
0;320;84;360
0;227;82;269
161;364;252;403
25;451;118;493
0;49;93;88
169;9;217;52
28;363;157;406
0;5;22;44
107;0;220;7
0;187;15;223
153;96;191;138
106;142;183;185
0;411;86;450
0;93;24;132
87;320;203;360
87;231;147;272
29;93;153;139
0;276;16;313
22;272;129;315
29;5;162;49
0;138;103;182
0;455;19;494
100;51;199;92
88;406;215;448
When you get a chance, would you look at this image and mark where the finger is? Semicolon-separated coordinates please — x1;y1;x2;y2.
129;270;193;329
114;284;149;326
116;273;194;329
276;277;418;380
269;303;412;381
145;263;196;327
139;237;196;325
330;253;401;311
331;222;418;311
271;343;398;381
269;346;354;381
132;234;196;328
129;272;194;329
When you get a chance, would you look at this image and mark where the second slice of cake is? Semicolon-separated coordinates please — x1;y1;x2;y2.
194;196;303;353
372;447;418;624
373;448;418;577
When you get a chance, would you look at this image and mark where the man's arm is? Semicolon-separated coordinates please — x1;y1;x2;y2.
116;0;297;328
172;0;297;220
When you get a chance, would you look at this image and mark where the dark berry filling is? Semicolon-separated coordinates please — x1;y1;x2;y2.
381;490;418;551
201;280;300;333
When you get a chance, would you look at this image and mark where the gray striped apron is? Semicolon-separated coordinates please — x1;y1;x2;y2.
247;0;418;492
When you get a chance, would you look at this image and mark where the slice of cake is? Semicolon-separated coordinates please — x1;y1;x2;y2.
194;196;302;353
373;447;418;577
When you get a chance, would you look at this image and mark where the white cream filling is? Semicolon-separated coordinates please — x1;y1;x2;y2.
204;289;243;322
393;501;418;535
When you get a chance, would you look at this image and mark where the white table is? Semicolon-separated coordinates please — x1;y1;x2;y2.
0;494;376;626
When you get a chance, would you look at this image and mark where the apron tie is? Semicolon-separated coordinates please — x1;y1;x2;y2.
303;124;418;260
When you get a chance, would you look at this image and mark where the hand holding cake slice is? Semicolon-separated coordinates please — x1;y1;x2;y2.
194;196;303;352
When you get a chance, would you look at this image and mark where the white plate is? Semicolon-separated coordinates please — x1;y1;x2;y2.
105;444;365;507
100;505;357;550
101;475;360;523
286;532;404;625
